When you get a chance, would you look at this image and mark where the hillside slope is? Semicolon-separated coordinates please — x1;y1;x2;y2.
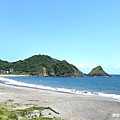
0;54;84;76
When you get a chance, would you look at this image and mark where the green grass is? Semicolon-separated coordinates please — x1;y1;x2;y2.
0;100;63;120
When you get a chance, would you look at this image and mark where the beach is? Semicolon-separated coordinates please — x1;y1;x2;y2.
0;79;120;120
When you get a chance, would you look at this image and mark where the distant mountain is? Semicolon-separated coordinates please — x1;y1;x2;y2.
87;65;110;77
0;54;84;77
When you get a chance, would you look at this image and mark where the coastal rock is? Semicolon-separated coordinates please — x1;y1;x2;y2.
87;65;110;77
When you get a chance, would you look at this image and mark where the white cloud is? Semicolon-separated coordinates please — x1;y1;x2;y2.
114;64;120;68
74;63;88;68
73;63;97;69
73;63;98;73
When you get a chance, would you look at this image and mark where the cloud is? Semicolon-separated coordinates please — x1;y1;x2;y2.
74;63;96;69
114;64;120;68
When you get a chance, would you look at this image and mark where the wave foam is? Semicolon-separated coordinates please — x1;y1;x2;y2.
0;77;120;101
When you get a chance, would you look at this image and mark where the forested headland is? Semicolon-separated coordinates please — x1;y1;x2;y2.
0;54;83;77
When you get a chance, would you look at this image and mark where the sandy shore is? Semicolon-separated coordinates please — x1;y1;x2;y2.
0;74;26;77
0;82;120;120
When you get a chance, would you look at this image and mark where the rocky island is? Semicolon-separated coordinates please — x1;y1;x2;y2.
87;65;110;77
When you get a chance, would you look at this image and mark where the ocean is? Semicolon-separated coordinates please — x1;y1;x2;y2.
1;75;120;100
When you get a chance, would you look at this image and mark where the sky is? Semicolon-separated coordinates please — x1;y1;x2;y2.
0;0;120;74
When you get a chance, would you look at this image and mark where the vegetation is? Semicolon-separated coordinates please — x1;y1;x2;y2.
87;65;110;77
0;55;110;77
0;54;83;76
0;100;63;120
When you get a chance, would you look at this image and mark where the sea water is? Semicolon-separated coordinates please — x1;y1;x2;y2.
1;75;120;100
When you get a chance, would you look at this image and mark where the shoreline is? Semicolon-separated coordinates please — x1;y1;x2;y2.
0;81;120;103
0;74;27;77
0;76;120;101
0;82;120;120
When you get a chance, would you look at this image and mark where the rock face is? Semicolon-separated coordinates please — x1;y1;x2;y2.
87;65;110;77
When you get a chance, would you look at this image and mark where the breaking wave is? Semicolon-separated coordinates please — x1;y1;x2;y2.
0;76;120;101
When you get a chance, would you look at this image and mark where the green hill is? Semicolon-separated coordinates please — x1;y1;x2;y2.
87;65;110;77
0;59;10;72
0;54;84;77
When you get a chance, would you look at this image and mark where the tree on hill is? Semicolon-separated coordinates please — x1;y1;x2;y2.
0;54;84;76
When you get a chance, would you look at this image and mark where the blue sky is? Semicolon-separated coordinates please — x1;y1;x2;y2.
0;0;120;74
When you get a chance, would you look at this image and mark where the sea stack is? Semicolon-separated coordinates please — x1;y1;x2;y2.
87;65;110;77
